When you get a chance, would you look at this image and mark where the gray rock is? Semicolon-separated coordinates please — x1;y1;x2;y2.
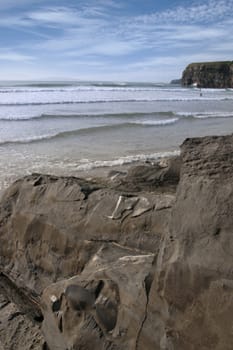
1;135;233;349
0;164;174;293
138;134;233;349
41;243;155;350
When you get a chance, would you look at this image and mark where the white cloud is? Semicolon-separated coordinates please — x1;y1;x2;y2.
0;0;233;81
135;0;233;24
0;50;34;61
27;8;75;24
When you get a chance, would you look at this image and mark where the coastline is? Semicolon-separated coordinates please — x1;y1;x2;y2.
1;81;233;200
0;150;180;199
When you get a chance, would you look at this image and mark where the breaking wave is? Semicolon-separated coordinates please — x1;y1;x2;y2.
1;110;232;122
76;150;181;171
0;120;179;146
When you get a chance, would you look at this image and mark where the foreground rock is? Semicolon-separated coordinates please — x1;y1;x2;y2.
0;291;44;350
0;159;177;294
0;134;233;349
42;244;155;349
182;61;233;88
0;158;178;349
145;134;233;349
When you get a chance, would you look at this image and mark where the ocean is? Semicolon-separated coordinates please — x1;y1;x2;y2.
0;81;233;191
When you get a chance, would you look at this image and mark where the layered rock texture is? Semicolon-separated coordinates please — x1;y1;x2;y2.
182;61;233;88
0;134;233;349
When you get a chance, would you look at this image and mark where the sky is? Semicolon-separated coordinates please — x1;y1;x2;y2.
0;0;233;82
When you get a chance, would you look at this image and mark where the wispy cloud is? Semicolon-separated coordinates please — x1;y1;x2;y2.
135;0;233;24
0;50;34;61
27;7;79;25
0;0;233;81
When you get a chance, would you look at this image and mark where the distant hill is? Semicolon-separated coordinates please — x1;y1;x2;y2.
170;79;182;85
182;61;233;88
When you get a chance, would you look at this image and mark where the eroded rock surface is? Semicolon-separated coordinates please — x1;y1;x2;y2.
0;161;176;294
0;278;44;350
0;134;233;349
0;159;177;348
42;243;155;350
139;134;233;349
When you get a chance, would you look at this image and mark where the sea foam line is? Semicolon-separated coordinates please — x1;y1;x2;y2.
76;150;180;171
0;87;184;93
177;111;233;119
135;117;178;125
0;96;232;106
0;111;177;121
1;111;232;122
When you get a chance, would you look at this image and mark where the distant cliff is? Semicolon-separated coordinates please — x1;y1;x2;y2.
170;78;181;85
182;61;233;88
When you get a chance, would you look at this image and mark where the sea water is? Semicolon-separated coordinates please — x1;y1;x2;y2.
0;81;233;190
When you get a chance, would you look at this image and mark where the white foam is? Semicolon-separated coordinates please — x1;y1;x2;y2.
135;118;179;126
194;112;233;119
176;111;233;119
0;132;59;145
0;83;232;106
76;150;180;171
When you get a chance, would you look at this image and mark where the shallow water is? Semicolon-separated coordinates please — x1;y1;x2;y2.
0;81;233;190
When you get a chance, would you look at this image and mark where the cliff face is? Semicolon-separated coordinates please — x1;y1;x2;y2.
1;135;233;349
182;61;233;88
147;134;233;349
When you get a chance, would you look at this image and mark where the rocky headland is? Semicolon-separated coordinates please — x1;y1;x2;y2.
182;61;233;88
170;79;181;85
0;134;233;349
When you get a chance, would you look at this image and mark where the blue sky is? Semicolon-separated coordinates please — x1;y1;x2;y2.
0;0;233;82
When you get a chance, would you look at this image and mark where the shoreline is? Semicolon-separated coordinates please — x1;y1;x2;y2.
0;148;180;193
0;151;180;199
